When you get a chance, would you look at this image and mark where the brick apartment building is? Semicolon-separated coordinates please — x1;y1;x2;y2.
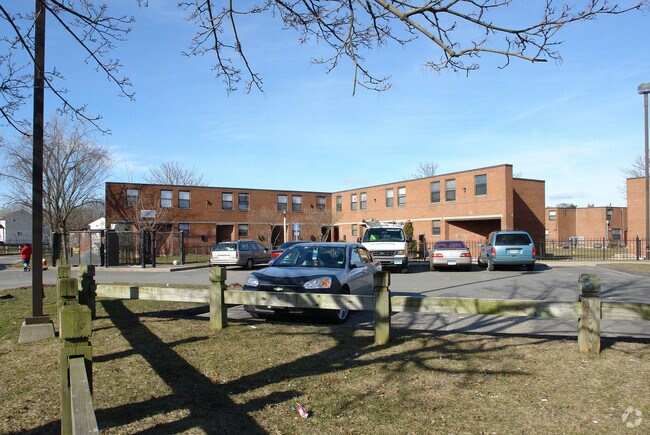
332;164;545;245
105;164;546;249
627;177;648;250
544;205;628;247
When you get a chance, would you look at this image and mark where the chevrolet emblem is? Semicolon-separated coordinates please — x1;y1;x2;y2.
273;287;284;292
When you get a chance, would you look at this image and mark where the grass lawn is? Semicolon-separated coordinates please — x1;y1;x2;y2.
1;285;648;434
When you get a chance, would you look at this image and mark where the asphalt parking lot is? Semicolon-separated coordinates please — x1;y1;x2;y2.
2;256;648;339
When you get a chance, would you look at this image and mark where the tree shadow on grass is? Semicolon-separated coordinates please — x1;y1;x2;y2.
17;300;594;434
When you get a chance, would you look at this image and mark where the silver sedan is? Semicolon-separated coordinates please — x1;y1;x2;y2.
429;240;472;271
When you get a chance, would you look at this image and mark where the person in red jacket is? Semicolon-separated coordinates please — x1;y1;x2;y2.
20;243;32;272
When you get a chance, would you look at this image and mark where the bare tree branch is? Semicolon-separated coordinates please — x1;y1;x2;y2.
143;161;206;186
0;115;113;235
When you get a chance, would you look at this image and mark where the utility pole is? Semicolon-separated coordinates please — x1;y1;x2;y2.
20;0;54;343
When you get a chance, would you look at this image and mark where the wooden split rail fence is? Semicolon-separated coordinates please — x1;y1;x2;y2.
94;268;650;356
55;263;649;431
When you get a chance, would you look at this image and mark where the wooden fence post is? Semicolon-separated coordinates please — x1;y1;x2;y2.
78;264;97;319
209;267;228;330
374;271;391;345
578;274;601;355
59;303;92;434
57;262;76;313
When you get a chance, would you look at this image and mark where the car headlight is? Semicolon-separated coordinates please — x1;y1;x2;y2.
304;277;332;289
244;274;259;287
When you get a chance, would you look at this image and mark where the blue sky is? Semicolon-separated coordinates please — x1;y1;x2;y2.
4;1;650;208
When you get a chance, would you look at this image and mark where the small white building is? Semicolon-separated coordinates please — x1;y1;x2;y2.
88;217;106;230
0;209;32;245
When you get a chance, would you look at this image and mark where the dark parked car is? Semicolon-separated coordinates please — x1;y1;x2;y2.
477;230;536;271
430;240;472;271
243;242;381;323
270;240;309;259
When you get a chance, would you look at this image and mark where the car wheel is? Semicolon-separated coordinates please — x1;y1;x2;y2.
525;264;535;271
327;288;350;324
477;257;485;268
487;259;495;271
246;258;254;270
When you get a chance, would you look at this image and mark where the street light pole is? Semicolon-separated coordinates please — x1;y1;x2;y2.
639;83;650;259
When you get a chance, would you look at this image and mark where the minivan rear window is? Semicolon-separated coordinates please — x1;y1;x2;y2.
495;234;531;246
213;243;236;251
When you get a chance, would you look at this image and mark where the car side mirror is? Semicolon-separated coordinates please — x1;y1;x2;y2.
356;237;361;243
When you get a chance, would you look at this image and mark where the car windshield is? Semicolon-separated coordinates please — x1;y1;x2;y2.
434;241;467;250
274;245;346;269
495;234;531;246
213;242;236;251
362;227;405;242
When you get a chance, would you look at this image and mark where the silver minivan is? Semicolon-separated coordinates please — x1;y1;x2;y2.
210;240;271;269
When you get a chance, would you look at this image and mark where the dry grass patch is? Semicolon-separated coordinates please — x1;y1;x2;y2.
1;286;648;434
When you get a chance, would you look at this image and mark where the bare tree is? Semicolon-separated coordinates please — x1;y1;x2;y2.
619;154;646;199
302;206;339;241
0;115;112;238
144;161;205;186
127;189;171;232
404;161;439;180
1;1;646;133
248;206;285;246
625;155;645;178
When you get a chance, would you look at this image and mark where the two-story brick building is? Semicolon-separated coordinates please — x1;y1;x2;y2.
105;163;546;250
332;164;545;246
544;205;628;247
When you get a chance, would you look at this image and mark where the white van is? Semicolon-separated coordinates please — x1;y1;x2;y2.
359;220;409;273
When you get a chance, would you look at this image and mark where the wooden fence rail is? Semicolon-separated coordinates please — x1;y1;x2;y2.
94;268;650;356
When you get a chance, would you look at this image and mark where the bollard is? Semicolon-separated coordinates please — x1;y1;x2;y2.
578;274;601;355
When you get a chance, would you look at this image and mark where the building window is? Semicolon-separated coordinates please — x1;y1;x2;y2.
432;220;441;236
317;196;326;211
336;195;342;212
606;208;613;221
398;187;406;207
292;195;302;212
238;193;250;211
222;192;233;210
386;188;394;207
178;191;190;209
351;223;358;237
277;194;287;212
548;210;556;221
160;190;172;208
445;179;456;201
126;188;139;207
360;192;367;210
238;224;249;238
179;223;189;237
351;194;358;211
612;228;621;241
475;174;487;196
430;181;440;203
